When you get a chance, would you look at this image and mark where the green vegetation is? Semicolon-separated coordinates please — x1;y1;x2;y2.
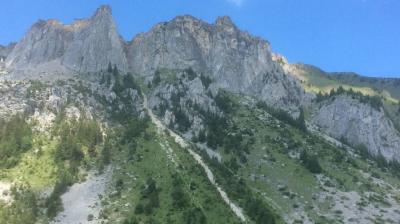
135;177;160;215
0;185;38;224
45;173;73;218
296;67;399;104
199;74;212;89
300;150;322;173
315;86;383;110
352;143;400;178
103;117;241;224
26;80;47;98
0;114;32;168
54;114;102;166
256;101;307;132
194;93;400;223
202;152;281;224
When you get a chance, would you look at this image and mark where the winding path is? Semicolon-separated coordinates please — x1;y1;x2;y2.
143;95;247;222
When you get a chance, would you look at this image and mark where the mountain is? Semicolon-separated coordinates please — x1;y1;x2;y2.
127;15;305;113
5;5;127;77
275;54;400;162
1;5;400;224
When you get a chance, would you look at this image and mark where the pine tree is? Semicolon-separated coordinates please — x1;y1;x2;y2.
297;108;307;132
107;62;112;73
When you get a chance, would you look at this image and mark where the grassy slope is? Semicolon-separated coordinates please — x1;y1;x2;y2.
292;64;399;104
103;123;241;224
212;93;400;223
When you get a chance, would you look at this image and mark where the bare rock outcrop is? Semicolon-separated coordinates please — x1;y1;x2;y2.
0;42;16;59
311;95;400;162
5;5;127;76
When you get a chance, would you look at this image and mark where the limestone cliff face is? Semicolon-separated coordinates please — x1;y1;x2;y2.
5;6;304;113
5;5;127;75
0;43;16;59
5;19;74;75
311;95;400;162
127;16;304;113
62;6;127;73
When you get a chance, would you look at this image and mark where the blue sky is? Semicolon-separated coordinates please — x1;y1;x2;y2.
0;0;399;77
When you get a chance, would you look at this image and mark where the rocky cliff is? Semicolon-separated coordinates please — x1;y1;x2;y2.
311;95;400;162
2;5;399;163
0;43;15;59
5;5;126;76
128;15;304;113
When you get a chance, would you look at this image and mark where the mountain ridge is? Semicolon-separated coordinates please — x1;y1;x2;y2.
1;5;400;224
2;5;400;163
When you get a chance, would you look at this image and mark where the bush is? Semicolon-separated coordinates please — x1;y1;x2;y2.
139;178;160;215
215;90;236;114
107;62;113;73
112;65;123;93
171;175;188;209
184;67;197;81
245;197;276;224
100;136;112;166
183;207;206;224
174;109;191;132
200;74;212;89
123;73;142;95
122;117;149;142
152;70;161;86
300;150;322;173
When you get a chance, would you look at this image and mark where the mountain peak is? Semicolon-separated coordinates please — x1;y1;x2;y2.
215;16;236;28
92;5;112;19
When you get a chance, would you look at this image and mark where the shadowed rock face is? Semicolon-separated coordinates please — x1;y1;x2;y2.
127;15;304;113
5;5;127;75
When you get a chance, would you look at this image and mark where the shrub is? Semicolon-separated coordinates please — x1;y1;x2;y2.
123;73;141;94
139;178;160;214
152;70;161;86
215;90;236;114
200;74;212;89
171;175;188;209
300;150;322;173
184;67;197;81
122;117;149;142
107;62;113;73
245;197;276;224
183;207;206;224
